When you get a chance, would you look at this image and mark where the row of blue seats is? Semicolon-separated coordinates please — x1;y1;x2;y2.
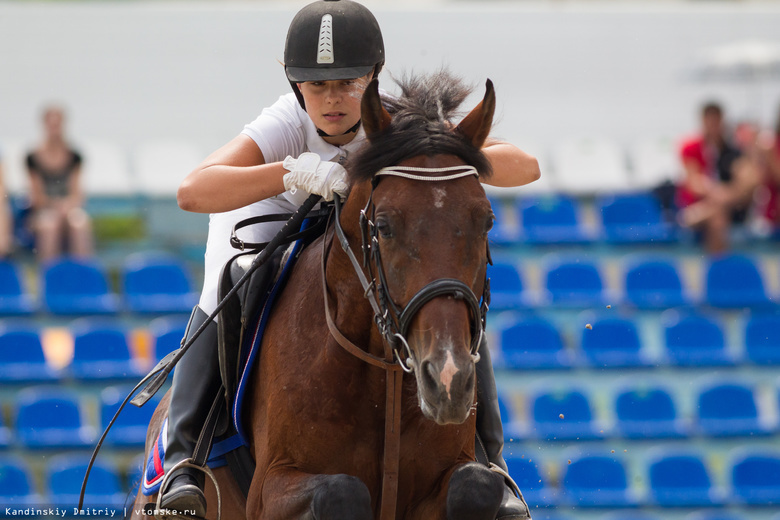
4;447;779;511
2;250;774;316
501;379;778;440
507;447;780;509
494;311;780;370
489;193;679;245
486;192;767;246
489;253;777;310
0;316;187;382
0;254;199;316
0;379;773;450
0;386;159;449
0;452;142;508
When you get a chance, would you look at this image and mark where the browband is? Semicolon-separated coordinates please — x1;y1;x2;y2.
375;165;479;181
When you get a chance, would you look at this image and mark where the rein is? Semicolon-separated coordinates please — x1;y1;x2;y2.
321;165;491;520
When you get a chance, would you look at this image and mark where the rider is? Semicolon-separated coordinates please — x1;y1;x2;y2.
162;0;541;516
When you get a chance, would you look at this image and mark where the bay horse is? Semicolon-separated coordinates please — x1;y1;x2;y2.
131;70;506;520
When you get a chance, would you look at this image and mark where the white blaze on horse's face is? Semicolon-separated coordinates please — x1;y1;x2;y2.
439;350;458;400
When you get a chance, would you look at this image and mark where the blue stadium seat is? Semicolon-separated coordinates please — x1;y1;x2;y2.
580;317;649;368
499;316;577;370
101;386;159;447
561;454;640;508
544;258;606;307
530;388;605;440
603;512;664;520
0;410;10;448
531;513;576;520
623;258;689;309
614;385;688;439
647;450;724;507
42;257;120;315
695;381;772;437
705;255;772;308
0;455;42;507
122;252;199;313
0;324;61;382
519;196;593;244
68;318;145;380
14;387;96;449
684;512;748;520
487;261;527;310
505;455;558;507
149;315;188;363
663;313;736;366
487;196;517;245
597;193;676;244
744;314;780;365
46;453;126;507
498;393;524;441
730;450;780;505
0;260;35;315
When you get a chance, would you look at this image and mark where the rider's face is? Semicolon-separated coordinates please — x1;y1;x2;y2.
298;74;371;145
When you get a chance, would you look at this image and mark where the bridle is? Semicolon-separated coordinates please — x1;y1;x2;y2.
323;164;491;373
320;163;493;520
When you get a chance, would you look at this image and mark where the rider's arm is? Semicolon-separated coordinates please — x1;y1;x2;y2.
480;138;541;187
177;134;288;214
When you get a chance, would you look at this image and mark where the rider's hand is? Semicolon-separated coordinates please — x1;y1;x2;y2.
282;153;349;202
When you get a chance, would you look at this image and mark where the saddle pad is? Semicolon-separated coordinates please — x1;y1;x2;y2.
232;238;305;443
141;419;244;496
142;418;168;495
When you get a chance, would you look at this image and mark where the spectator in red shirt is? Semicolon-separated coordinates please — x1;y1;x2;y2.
753;105;780;229
677;102;761;253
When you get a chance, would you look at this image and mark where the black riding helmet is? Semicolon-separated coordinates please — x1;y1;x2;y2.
284;0;385;111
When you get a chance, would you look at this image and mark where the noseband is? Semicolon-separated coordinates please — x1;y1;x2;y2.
325;164;492;373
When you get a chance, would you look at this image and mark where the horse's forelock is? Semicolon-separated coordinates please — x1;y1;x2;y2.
347;70;493;185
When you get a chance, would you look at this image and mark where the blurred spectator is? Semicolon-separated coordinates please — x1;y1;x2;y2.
25;105;93;262
0;161;12;257
677;101;761;253
755;105;780;230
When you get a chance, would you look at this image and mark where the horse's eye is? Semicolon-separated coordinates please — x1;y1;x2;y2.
375;219;393;239
485;215;495;234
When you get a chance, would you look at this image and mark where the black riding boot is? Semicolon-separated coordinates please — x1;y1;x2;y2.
159;306;221;518
475;338;531;520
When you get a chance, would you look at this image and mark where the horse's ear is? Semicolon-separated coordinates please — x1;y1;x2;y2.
456;79;495;149
361;78;392;139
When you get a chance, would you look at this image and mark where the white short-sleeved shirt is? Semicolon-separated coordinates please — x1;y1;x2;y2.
198;93;368;314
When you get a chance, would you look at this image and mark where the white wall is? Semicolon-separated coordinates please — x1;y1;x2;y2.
2;1;780;190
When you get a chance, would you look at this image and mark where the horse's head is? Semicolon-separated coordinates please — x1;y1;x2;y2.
345;72;495;425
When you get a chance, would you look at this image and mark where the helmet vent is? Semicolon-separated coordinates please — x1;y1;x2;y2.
317;14;334;64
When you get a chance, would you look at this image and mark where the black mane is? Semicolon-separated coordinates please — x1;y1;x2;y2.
347;70;493;184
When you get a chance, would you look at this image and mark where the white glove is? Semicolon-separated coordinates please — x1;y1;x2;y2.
282;152;349;202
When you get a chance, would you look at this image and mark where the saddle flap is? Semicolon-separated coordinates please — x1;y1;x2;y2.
217;249;284;413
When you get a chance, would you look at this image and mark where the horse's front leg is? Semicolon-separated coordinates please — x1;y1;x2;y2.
247;467;372;520
446;462;505;520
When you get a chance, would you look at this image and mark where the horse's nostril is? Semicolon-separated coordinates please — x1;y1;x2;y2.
421;360;438;391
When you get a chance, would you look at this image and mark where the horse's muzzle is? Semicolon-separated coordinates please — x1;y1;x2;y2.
416;351;476;425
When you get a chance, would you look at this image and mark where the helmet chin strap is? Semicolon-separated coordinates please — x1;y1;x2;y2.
317;119;362;138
